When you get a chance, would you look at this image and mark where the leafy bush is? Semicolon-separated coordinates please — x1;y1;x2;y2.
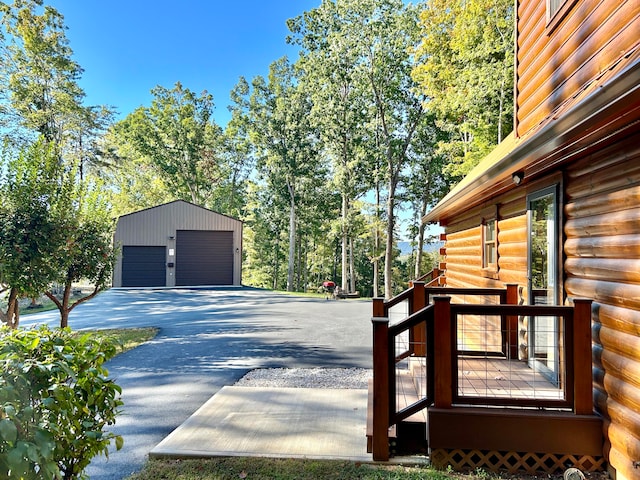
0;326;123;479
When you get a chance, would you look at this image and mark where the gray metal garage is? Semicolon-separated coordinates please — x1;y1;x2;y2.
112;200;243;288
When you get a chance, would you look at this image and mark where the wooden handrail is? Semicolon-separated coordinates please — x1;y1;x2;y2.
376;285;516;320
371;304;434;460
381;287;413;310
388;304;434;337
414;267;442;284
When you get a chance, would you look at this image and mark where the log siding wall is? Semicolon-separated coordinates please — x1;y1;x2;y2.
442;195;528;355
440;133;640;476
564;132;640;479
443;196;527;295
430;2;639;474
516;0;639;138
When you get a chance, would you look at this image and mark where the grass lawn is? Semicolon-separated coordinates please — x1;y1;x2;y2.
126;458;604;480
89;327;159;354
125;457;490;480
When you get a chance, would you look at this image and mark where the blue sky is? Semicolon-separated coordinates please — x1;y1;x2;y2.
49;1;320;126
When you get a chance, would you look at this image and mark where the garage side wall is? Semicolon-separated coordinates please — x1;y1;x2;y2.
113;201;242;287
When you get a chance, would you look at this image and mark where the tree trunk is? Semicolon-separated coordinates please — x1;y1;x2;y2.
272;239;279;290
373;258;379;298
414;224;425;280
384;185;396;299
287;187;296;292
414;193;429;279
2;288;20;329
341;193;348;292
373;173;381;298
295;235;302;291
303;242;308;293
60;281;72;328
349;236;356;293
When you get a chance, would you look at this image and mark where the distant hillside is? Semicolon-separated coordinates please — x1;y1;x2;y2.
397;241;443;256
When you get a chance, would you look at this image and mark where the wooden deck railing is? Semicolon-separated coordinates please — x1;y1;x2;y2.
439;297;593;412
414;265;445;287
371;283;517;460
370;282;593;461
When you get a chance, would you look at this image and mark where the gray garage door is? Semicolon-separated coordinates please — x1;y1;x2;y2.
175;230;234;286
121;246;166;287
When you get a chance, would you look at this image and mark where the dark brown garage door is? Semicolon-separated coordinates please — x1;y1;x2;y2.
121;246;166;287
175;230;234;286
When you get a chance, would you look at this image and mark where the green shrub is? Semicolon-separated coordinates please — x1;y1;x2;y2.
0;326;123;479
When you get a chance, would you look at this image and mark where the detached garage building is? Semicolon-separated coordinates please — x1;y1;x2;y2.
112;200;242;288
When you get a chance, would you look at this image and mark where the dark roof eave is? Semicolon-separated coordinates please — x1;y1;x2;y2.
423;54;640;225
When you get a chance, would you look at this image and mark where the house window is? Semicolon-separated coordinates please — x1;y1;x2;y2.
482;218;497;270
548;0;564;17
546;0;578;31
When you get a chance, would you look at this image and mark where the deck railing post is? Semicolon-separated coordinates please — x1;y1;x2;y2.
505;283;519;359
572;298;594;415
373;297;386;318
372;316;391;461
433;296;453;408
411;281;427;356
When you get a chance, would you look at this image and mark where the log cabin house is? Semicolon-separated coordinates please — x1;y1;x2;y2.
367;1;640;478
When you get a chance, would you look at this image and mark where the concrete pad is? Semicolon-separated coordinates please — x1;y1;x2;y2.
150;386;372;462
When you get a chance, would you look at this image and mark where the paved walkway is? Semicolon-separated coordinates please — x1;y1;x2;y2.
22;287;373;479
151;386;370;461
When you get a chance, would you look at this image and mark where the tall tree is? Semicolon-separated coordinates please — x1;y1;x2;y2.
0;0;112;156
290;0;428;298
0;140;66;328
405;114;449;278
216;77;255;218
113;82;222;206
44;178;116;328
412;0;515;176
97;128;175;217
248;58;325;292
362;0;426;298
288;1;371;294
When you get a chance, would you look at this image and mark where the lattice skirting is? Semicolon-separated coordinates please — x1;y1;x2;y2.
430;448;606;474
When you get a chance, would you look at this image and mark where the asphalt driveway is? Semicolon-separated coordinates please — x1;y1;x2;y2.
22;287;373;480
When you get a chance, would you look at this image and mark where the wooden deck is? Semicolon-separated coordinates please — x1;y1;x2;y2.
457;357;563;401
369;284;604;473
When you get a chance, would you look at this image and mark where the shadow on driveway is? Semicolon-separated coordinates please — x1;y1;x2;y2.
22;287;373;480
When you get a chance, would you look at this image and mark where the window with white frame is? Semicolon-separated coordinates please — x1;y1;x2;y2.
482;218;497;270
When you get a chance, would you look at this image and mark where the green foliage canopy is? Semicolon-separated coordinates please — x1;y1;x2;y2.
412;0;515;177
112;82;223;207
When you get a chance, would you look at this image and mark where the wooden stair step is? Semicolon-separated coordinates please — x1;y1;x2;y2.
366;373;428;454
366;379;396;453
